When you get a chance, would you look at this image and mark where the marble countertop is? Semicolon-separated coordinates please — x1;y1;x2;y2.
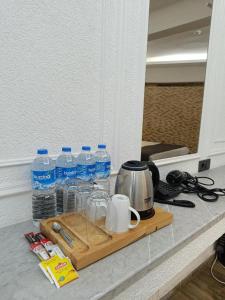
1;166;225;300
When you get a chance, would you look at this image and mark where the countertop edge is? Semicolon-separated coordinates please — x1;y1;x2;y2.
94;211;225;300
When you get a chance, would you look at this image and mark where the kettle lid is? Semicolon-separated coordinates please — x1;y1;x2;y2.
122;160;148;171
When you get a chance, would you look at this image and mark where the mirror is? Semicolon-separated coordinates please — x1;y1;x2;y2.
141;0;213;161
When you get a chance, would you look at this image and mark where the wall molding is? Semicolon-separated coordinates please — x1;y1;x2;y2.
0;157;33;167
0;183;30;198
0;150;224;199
214;140;225;144
0;168;118;199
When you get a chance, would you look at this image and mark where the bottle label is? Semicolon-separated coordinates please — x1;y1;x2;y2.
56;167;62;179
96;161;111;177
77;164;96;181
56;167;76;179
32;169;56;190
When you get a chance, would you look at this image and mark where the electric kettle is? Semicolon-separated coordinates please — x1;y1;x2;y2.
115;160;160;219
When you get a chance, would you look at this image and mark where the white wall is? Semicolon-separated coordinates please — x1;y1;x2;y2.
0;0;149;228
198;0;225;157
145;63;206;83
1;0;225;229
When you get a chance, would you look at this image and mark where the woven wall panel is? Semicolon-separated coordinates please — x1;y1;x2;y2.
142;83;204;153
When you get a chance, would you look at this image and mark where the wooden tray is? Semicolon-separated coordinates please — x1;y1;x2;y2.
40;207;173;270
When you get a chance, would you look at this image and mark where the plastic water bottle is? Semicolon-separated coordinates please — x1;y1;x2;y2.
76;146;96;211
56;147;76;214
95;144;111;192
32;149;56;226
77;146;96;181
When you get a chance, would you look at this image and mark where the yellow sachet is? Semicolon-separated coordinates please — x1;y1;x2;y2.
47;256;79;288
39;256;60;284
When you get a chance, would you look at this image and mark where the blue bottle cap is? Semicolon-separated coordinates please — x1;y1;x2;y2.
98;144;106;149
62;147;71;152
37;149;48;155
82;146;91;151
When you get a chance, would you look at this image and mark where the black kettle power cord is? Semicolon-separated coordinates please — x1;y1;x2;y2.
155;198;195;208
180;174;225;202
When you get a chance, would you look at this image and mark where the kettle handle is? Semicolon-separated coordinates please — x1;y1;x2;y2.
146;160;160;189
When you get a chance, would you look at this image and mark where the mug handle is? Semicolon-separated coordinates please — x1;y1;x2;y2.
128;207;140;229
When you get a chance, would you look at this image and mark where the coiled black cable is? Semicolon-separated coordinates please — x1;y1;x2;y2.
166;171;225;202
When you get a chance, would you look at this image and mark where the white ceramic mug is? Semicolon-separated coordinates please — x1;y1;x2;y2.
105;194;140;233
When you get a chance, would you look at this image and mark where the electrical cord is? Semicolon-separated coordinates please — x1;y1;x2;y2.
166;170;225;202
180;174;225;202
211;256;225;285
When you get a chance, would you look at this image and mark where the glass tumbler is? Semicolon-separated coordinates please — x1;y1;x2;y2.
85;190;111;245
86;190;110;223
75;179;94;214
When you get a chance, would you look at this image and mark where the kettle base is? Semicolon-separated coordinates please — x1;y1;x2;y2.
131;208;155;220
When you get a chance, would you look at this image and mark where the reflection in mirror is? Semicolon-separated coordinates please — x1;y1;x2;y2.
141;0;213;162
